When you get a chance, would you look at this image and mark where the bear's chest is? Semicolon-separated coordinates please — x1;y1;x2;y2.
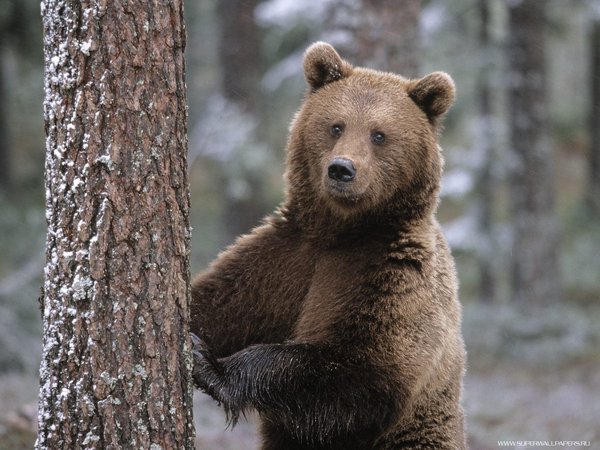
292;244;391;342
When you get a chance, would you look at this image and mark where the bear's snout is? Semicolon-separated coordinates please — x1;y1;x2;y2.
327;157;356;182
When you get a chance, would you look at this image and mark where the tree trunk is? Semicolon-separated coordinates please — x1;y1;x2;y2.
507;0;561;304
0;0;43;193
0;45;9;192
587;18;600;215
216;0;268;240
217;0;262;112
475;0;497;302
326;0;421;77
37;1;195;449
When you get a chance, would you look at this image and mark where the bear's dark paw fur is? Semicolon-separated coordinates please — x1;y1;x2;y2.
191;333;242;425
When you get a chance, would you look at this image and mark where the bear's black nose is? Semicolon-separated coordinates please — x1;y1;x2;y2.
328;157;356;182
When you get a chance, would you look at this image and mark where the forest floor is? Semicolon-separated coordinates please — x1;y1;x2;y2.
2;360;597;450
192;360;600;450
465;361;599;449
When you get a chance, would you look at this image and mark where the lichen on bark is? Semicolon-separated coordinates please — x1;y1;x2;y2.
37;0;195;448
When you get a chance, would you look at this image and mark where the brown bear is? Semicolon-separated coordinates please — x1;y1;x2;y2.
190;42;466;450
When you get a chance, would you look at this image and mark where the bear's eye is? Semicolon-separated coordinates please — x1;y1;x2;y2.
331;124;343;138
371;131;386;145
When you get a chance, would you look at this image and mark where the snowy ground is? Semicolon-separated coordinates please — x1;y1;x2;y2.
465;362;600;449
2;302;598;450
2;362;597;450
193;362;600;450
194;392;260;449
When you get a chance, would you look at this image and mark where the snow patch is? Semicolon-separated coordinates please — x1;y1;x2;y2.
80;39;93;56
255;0;333;27
441;169;473;198
133;364;147;378
261;50;304;91
95;154;113;170
421;2;447;35
82;432;100;446
442;215;478;250
72;273;93;301
59;387;71;398
71;177;84;193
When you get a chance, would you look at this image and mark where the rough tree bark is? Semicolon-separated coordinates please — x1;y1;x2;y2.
588;18;600;215
326;0;421;77
37;1;195;448
507;0;561;304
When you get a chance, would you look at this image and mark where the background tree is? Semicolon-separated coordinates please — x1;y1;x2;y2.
325;0;421;76
0;0;42;192
473;0;498;302
216;0;270;241
588;15;600;215
506;0;561;305
0;42;8;191
37;0;195;448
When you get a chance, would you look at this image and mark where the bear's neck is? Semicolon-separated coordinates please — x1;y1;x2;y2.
282;185;439;244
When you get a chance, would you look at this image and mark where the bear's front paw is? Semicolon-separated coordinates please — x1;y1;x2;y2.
190;333;241;424
190;333;223;396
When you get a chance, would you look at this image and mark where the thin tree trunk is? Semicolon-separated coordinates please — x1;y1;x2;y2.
37;1;195;448
217;0;262;112
475;0;497;302
587;18;600;215
507;0;561;304
216;0;268;240
326;0;421;77
0;0;41;193
0;45;10;192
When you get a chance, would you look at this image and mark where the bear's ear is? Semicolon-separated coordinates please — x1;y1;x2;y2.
303;42;352;91
408;72;455;125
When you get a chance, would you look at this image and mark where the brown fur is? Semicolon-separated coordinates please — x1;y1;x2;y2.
191;42;466;449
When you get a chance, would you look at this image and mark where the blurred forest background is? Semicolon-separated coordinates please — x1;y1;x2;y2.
1;0;599;448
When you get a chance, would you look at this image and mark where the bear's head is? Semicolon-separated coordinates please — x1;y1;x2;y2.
285;42;455;229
